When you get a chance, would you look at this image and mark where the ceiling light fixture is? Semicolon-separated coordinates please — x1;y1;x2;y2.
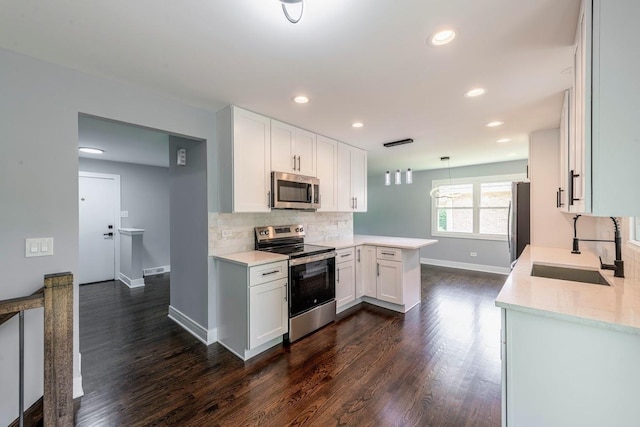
293;95;309;104
464;88;486;98
278;0;304;24
429;29;456;46
352;122;364;128
430;156;459;199
497;138;511;143
382;138;414;186
486;121;504;127
78;147;104;154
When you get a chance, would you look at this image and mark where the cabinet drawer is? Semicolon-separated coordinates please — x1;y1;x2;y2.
335;247;355;262
377;247;402;262
249;260;288;286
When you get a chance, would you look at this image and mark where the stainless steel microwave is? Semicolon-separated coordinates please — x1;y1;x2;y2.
271;171;320;210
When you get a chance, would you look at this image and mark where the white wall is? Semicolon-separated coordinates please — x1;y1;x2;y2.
0;47;218;425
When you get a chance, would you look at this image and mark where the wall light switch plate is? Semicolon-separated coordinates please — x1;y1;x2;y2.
121;211;129;218
25;237;54;257
470;252;478;257
221;230;233;238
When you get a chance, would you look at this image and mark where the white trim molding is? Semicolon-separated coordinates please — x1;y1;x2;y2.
118;273;145;288
421;257;510;275
143;265;171;276
168;305;217;345
73;352;84;398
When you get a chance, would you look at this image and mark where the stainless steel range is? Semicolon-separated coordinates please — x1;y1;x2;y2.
255;225;336;342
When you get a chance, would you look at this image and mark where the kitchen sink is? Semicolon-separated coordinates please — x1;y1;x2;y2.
530;264;610;286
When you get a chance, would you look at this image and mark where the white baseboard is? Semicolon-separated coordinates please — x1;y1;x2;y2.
143;264;171;276
420;258;510;275
336;298;362;314
119;272;145;288
168;305;217;345
73;352;84;398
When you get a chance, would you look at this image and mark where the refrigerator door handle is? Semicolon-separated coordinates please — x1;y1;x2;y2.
507;200;512;253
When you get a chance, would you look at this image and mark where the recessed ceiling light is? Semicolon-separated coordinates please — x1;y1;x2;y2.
352;122;364;128
486;121;504;127
293;95;309;104
497;138;511;143
429;29;456;46
79;147;104;154
464;88;486;98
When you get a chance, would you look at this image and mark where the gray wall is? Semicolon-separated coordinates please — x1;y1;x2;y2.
169;137;209;329
79;158;171;270
0;47;217;425
354;160;528;270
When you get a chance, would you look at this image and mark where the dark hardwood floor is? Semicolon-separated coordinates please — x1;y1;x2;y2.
75;266;505;426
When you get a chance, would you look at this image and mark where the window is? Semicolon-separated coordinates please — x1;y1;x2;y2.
631;217;640;246
432;174;526;240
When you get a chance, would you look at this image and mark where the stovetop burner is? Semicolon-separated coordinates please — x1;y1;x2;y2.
260;243;334;259
255;225;334;259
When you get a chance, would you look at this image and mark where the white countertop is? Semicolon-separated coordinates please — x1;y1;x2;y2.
213;251;288;267
496;245;640;335
119;228;144;235
313;235;438;250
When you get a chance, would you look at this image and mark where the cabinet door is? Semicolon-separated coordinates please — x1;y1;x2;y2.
336;261;356;308
377;259;403;305
316;135;338;212
294;128;317;177
558;89;570;212
337;142;353;211
271;120;295;173
249;278;288;349
351;147;367;212
361;245;377;298
234;108;271;212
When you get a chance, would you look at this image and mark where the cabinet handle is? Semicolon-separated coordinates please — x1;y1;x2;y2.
357;249;360;262
284;283;287;302
569;170;580;205
297;155;301;171
355;197;358;209
557;187;565;208
262;270;280;276
341;253;350;258
381;251;395;256
293;155;296;171
377;263;380;276
267;191;271;208
337;267;340;283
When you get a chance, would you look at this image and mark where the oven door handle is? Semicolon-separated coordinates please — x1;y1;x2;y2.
289;251;337;266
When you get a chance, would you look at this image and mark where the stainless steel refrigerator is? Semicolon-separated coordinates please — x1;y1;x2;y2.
508;181;530;266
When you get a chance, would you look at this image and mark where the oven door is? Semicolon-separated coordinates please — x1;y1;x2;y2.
289;256;335;317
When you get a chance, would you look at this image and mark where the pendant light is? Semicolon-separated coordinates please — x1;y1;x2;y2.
382;138;415;187
278;0;304;24
430;156;458;199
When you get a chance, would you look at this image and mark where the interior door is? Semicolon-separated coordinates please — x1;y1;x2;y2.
79;174;117;284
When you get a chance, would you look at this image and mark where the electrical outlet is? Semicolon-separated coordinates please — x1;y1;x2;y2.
221;230;233;238
470;252;478;257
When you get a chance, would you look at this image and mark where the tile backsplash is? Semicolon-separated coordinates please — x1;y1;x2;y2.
209;211;353;256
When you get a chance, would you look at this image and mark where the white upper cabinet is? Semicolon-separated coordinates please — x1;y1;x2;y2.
337;142;368;212
572;0;640;216
217;106;271;213
271;120;317;177
316;135;338;212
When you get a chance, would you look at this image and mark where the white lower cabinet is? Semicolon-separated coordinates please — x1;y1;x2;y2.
217;259;288;360
249;278;288;349
501;308;640;427
344;245;421;314
376;259;403;305
335;247;356;309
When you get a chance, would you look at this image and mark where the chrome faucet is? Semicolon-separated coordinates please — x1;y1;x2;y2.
572;215;624;278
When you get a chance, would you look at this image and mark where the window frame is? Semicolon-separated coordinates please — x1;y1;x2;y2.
431;173;527;241
630;217;640;247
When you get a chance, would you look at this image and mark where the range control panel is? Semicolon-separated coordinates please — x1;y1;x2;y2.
255;224;305;242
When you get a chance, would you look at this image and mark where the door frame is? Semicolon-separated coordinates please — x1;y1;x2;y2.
79;171;122;282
